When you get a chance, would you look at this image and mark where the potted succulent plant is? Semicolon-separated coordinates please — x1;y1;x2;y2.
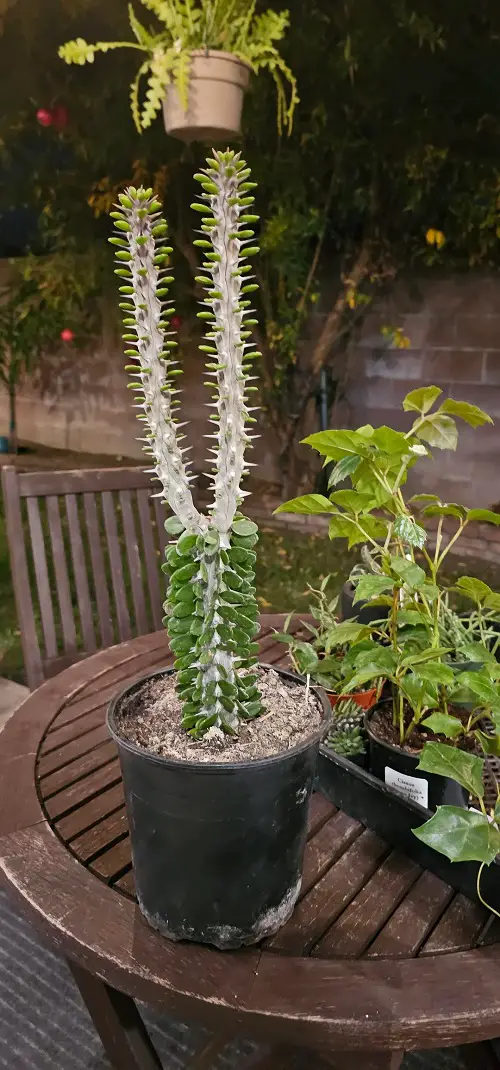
324;697;368;768
277;386;500;811
59;0;297;142
105;150;329;950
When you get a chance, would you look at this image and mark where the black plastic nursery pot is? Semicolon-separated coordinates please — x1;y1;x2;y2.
365;707;469;810
107;666;330;951
341;580;389;626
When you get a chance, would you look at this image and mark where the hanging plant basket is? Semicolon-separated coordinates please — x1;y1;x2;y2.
163;50;251;143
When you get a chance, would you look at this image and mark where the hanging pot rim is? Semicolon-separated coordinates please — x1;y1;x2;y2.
107;663;331;774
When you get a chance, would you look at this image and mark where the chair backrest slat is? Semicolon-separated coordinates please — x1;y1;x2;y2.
137;489;163;631
26;496;58;661
46;495;78;656
119;489;149;635
1;466;173;687
2;468;43;689
83;491;114;650
101;489;132;643
64;493;97;655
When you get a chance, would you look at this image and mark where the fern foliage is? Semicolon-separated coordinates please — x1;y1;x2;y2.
59;0;297;134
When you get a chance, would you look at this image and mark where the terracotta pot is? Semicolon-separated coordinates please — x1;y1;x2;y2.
163;50;251;143
327;687;378;712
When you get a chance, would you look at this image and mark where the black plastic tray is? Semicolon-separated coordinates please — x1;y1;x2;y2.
317;743;500;914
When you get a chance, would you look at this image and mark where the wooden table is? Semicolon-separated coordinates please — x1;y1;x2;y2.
2;618;500;1070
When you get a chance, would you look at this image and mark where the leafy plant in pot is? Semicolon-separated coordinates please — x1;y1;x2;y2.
277;385;500;811
59;0;297;142
276;576;379;711
105;150;329;950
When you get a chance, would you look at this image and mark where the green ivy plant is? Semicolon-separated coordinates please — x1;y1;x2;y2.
277;386;500;747
59;0;297;134
111;149;266;738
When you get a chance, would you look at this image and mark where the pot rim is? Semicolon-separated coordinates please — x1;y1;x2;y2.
107;663;331;774
187;48;252;69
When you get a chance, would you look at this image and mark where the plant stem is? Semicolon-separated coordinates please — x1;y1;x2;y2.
477;862;500;919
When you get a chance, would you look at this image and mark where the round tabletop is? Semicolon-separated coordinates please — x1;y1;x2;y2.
1;617;500;1056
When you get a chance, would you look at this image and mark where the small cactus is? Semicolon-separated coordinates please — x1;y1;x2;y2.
326;724;366;759
111;150;263;738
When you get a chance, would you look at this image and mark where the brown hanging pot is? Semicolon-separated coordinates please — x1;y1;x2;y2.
163;49;251;143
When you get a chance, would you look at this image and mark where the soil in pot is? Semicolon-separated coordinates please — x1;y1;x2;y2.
108;665;329;950
366;703;472;810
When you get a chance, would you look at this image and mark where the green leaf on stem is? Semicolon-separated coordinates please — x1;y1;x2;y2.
413;806;500;863
467;508;500;525
422;503;467;519
323;620;371;649
390;557;426;588
455;576;494;604
415;414;458;451
329;489;374;513
417;741;484;798
370;426;409;453
403;386;442;414
275;494;332;515
353;575;394;603
290;642;320;675
302;429;371;460
409;493;441;506
328;453;361;486
393;515;426;548
413;661;456;686
474;730;500;757
454;671;500;708
440;399;493;428
422;712;464;739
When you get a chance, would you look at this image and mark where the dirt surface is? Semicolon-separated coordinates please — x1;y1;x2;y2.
369;702;477;755
115;666;324;763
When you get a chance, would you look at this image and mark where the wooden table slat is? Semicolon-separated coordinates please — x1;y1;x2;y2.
44;758;122;821
69;807;128;864
365;869;454;960
267;827;385;955
40;740;118;798
55;782;125;842
419;893;489;956
313;853;422;959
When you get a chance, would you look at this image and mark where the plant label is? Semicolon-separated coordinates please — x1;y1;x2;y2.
384;766;428;809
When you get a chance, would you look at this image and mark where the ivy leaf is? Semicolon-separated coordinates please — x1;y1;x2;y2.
413;806;500;864
417;741;484;798
416;414;458;451
353;574;394;603
275;494;332;515
440;399;493;428
393;515;426;548
422;712;464;739
328;454;361;487
403;385;442;414
390;557;426;588
467;508;500;526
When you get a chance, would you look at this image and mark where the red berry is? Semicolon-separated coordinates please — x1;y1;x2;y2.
37;108;53;127
60;328;74;343
170;315;182;330
52;105;68;130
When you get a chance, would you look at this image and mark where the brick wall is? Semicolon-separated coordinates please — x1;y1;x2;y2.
347;275;500;510
3;267;500;522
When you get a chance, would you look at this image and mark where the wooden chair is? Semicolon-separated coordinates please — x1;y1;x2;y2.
2;466;171;690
